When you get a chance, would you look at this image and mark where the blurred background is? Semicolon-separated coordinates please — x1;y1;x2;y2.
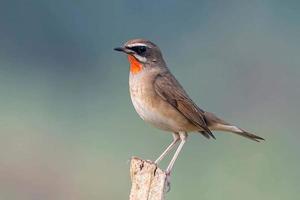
0;0;299;199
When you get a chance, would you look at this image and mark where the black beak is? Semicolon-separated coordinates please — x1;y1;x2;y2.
114;47;134;54
114;47;125;52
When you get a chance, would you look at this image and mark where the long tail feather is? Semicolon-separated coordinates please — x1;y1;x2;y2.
202;112;264;142
214;124;264;142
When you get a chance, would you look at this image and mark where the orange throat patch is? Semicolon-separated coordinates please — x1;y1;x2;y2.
128;55;142;74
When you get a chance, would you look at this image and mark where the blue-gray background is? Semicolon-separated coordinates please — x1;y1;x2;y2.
1;0;299;199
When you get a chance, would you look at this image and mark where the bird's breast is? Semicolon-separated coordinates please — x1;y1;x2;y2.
129;72;197;132
129;72;163;127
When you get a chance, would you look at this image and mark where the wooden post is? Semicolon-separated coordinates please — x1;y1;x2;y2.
129;157;168;200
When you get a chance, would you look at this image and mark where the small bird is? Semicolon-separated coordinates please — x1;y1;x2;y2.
114;39;264;176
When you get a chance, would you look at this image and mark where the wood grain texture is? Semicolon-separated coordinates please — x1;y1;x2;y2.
129;157;167;200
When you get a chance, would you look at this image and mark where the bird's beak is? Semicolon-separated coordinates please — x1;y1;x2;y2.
114;47;134;54
114;47;125;52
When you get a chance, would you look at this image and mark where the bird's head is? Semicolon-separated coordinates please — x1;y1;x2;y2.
114;39;165;74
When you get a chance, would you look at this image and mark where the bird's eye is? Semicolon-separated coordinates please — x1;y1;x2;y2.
137;46;146;54
131;46;147;55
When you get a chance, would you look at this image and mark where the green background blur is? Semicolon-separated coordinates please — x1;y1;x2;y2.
1;0;299;199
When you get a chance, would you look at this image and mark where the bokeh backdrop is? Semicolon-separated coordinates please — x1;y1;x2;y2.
1;0;300;199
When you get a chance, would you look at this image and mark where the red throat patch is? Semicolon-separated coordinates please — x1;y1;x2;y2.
128;55;142;74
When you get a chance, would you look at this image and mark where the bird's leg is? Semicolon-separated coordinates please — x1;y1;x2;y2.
164;132;187;192
154;133;180;164
165;132;187;174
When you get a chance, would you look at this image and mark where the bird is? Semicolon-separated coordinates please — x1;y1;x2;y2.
114;38;264;176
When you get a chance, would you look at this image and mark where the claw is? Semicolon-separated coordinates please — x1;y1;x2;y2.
165;171;171;193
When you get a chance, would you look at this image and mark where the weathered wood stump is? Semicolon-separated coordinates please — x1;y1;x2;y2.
129;157;168;200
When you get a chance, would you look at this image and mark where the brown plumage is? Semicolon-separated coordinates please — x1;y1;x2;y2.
154;71;215;139
114;38;264;177
154;71;264;142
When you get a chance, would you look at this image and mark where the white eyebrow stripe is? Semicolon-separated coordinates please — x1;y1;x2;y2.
126;43;148;48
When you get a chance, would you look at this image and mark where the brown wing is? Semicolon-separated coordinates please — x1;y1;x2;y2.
154;72;215;139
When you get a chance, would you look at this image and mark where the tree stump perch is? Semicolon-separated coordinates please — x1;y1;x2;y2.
129;157;168;200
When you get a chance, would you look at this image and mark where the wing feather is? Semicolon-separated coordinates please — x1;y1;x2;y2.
154;72;215;138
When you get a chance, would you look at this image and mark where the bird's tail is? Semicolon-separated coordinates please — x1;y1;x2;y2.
202;112;264;142
213;123;264;142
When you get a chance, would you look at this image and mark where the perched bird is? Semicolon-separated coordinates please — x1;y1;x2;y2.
114;39;264;176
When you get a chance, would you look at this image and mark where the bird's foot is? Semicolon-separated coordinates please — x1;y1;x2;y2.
164;171;171;193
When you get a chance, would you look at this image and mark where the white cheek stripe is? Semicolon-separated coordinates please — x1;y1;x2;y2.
134;54;147;62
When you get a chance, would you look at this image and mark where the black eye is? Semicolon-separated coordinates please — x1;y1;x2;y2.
131;46;147;55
